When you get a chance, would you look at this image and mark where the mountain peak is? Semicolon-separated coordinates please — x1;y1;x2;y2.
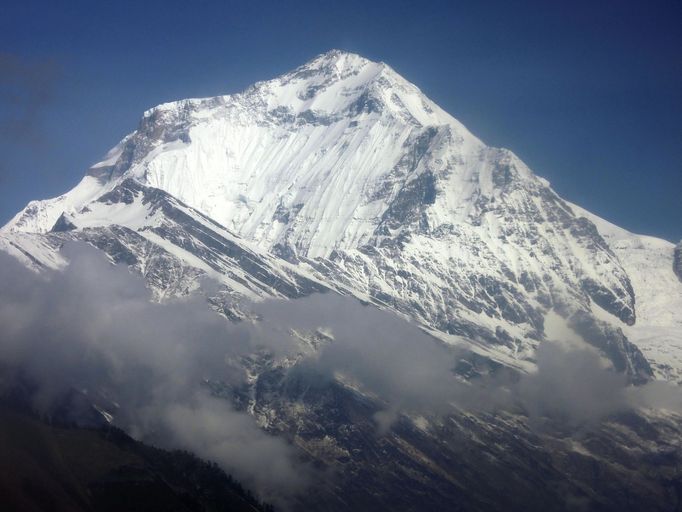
266;49;386;109
245;49;477;136
136;49;466;141
305;49;375;71
3;50;681;388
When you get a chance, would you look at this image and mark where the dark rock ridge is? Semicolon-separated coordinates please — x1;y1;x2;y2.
225;352;682;512
41;179;329;318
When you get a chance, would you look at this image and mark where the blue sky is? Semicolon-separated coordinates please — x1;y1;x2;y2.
1;0;680;241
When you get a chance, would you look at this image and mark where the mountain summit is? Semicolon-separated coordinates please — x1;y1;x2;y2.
2;50;682;511
2;50;681;381
4;49;480;256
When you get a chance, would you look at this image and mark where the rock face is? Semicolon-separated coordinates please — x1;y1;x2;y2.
3;178;328;314
246;364;682;512
675;240;682;282
1;49;658;378
1;50;682;510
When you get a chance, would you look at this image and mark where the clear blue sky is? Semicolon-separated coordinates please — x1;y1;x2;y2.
1;0;680;241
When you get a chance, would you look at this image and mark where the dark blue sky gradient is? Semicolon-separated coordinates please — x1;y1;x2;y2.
1;0;680;240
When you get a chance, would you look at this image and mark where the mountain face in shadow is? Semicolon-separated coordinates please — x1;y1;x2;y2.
0;404;273;512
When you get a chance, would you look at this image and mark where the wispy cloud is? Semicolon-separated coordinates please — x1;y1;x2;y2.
0;245;306;500
0;243;679;500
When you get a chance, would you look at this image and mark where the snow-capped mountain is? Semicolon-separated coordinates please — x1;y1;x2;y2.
3;49;679;382
2;50;682;511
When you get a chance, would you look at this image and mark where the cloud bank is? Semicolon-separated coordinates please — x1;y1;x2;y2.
0;243;680;499
0;245;304;499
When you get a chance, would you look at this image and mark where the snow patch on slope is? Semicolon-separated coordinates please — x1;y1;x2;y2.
571;203;682;382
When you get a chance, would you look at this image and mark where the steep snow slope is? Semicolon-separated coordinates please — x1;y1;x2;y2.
2;50;677;381
4;51;480;252
2;50;681;512
572;204;682;382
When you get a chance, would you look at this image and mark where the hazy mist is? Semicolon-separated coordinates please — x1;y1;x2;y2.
0;244;679;499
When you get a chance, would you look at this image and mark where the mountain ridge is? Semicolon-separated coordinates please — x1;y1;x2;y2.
1;49;680;381
2;49;682;511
